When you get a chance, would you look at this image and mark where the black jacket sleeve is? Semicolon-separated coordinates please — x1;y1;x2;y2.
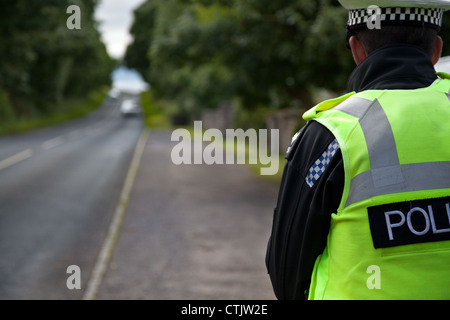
265;120;344;300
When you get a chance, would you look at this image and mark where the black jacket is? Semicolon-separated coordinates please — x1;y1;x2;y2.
265;44;438;300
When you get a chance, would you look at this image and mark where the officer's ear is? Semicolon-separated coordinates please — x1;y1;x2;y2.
431;35;443;65
349;35;368;65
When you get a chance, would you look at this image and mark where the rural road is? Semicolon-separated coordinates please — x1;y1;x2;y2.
0;96;279;300
0;95;144;299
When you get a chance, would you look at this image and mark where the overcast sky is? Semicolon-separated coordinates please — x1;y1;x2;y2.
95;0;146;59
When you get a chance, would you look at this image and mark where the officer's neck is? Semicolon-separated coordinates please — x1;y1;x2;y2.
346;44;438;93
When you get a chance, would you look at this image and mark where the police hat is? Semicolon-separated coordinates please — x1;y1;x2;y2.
339;0;450;30
339;0;450;47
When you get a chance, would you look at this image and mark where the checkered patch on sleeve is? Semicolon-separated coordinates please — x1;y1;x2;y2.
305;139;340;188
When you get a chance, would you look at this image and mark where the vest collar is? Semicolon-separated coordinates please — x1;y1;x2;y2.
346;44;438;92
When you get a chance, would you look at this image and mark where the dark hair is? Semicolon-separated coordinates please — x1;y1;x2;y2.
353;25;438;56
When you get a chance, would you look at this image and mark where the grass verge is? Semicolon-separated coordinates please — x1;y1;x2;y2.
0;88;108;136
139;90;172;129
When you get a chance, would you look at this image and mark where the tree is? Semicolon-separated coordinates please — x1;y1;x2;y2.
0;0;113;118
124;1;157;82
125;0;450;117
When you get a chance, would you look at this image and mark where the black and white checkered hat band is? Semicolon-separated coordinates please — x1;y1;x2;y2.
348;7;444;28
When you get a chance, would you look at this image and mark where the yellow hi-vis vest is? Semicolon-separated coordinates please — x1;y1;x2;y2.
303;75;450;300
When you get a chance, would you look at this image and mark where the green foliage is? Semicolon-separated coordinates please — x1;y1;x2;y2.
0;87;108;136
125;1;157;82
125;0;450;117
140;90;171;128
125;0;354;115
0;89;15;123
0;0;113;121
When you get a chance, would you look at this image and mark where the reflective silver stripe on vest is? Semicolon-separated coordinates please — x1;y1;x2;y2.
346;161;450;206
334;96;450;207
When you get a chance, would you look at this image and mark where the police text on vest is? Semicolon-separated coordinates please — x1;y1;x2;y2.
368;197;450;248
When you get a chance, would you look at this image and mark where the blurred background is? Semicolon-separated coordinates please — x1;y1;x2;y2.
1;0;450;300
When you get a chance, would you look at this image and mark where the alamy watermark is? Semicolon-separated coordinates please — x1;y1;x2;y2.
170;121;280;176
367;5;381;30
366;265;381;290
66;5;81;30
66;265;81;290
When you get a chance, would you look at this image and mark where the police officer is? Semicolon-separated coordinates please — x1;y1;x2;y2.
266;0;450;300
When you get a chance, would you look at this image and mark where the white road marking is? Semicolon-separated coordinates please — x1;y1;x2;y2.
82;129;150;300
0;149;33;171
42;136;64;150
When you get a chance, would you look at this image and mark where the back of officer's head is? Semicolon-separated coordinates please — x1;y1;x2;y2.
353;25;438;57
